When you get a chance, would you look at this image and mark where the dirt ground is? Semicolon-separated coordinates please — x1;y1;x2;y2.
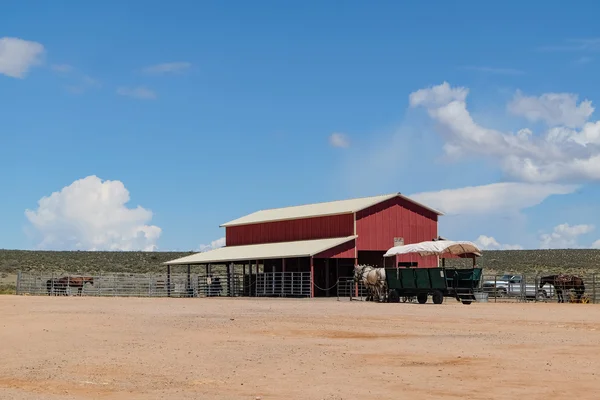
1;296;600;400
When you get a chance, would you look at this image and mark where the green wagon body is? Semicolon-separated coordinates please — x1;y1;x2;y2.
384;267;483;305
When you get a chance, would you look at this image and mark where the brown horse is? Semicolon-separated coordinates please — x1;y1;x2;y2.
539;274;585;303
47;276;94;296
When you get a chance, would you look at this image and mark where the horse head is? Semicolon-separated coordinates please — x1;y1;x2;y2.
539;275;555;288
353;264;367;282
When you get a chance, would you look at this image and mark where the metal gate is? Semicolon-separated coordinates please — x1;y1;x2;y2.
255;272;311;297
337;276;369;300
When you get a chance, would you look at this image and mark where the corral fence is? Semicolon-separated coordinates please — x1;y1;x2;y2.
14;271;600;304
342;273;600;304
15;271;312;298
479;273;600;304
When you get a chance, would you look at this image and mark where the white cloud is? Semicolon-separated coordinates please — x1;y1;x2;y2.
539;223;595;249
117;86;157;100
507;90;594;128
474;235;523;250
408;182;578;215
329;132;350;148
0;37;45;78
592;239;600;249
409;81;600;183
24;175;162;251
142;62;191;75
199;237;225;252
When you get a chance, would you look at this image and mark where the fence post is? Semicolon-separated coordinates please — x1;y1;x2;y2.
494;275;497;303
593;274;596;304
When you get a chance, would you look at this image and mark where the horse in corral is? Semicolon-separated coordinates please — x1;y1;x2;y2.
540;274;585;303
353;264;387;302
46;276;94;296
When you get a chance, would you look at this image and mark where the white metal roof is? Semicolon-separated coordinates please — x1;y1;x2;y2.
220;192;443;227
163;236;358;265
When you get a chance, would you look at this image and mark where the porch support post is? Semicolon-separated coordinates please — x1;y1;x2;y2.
354;257;358;298
281;258;286;296
310;256;314;298
325;259;330;297
255;260;259;297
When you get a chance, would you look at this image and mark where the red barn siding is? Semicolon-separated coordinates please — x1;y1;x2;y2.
225;214;354;246
355;197;439;267
313;239;356;259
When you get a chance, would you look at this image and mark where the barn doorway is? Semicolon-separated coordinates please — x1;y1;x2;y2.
312;258;356;297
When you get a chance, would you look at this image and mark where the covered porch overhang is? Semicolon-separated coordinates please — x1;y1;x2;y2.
164;235;357;265
163;236;358;298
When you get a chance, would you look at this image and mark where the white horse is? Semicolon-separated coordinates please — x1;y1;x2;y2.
353;264;387;302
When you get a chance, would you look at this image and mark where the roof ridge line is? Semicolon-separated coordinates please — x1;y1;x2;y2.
247;192;399;213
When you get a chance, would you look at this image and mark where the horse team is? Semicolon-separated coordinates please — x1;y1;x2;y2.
353;264;388;302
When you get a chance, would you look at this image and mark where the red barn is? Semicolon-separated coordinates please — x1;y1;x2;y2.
165;193;444;297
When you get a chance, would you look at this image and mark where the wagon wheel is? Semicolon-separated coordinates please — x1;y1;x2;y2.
416;293;428;304
432;290;444;304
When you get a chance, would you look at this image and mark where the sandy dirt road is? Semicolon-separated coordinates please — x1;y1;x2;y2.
1;295;600;399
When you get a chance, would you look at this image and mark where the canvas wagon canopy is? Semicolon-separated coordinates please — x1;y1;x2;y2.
383;240;482;258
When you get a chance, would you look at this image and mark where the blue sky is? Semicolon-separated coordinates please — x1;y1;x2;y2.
2;0;600;251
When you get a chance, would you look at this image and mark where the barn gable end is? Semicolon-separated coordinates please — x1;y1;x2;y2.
356;196;439;266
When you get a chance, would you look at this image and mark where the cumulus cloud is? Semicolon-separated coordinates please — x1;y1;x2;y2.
117;86;157;100
507;90;594;128
474;235;523;250
329;132;350;148
539;223;595;249
0;37;45;78
142;62;191;75
409;81;600;183
24;175;162;251
593;239;600;249
199;237;225;252
408;182;578;215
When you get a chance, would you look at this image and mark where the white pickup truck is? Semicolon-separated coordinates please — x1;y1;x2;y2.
482;274;554;299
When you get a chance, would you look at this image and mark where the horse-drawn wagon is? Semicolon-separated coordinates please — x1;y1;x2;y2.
382;240;483;305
